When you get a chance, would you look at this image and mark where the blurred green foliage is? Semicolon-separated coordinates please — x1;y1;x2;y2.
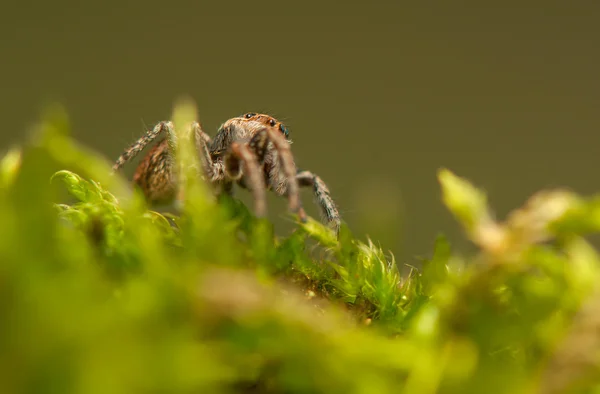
2;102;600;394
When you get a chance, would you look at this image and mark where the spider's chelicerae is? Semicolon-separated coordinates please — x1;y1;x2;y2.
111;112;341;232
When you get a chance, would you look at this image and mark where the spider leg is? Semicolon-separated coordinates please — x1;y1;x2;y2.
189;122;230;189
262;127;307;222
296;170;341;233
112;121;174;173
224;142;267;218
191;122;215;176
173;122;218;206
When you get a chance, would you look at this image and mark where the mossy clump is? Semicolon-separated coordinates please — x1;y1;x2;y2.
2;101;600;393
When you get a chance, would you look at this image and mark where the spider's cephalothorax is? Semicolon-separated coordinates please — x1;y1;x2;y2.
112;112;341;232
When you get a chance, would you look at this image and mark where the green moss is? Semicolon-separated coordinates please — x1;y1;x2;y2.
2;101;600;393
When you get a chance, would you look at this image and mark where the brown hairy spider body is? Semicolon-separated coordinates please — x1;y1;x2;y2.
132;140;176;205
112;113;341;231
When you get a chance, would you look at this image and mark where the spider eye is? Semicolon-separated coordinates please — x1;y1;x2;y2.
244;113;256;119
268;119;276;127
279;124;289;137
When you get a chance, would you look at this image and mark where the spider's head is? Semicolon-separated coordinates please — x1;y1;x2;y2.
214;112;291;151
239;112;290;139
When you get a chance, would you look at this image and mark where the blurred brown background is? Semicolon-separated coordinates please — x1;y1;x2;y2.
1;1;599;263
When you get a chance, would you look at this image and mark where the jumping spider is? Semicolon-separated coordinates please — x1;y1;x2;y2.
112;112;341;232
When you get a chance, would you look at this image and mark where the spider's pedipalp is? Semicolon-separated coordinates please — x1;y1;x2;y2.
225;142;267;218
297;170;341;232
248;128;269;164
112;121;174;173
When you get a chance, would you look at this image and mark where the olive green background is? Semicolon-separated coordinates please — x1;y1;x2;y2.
2;1;599;262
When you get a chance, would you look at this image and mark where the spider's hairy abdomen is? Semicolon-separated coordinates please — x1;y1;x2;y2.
133;139;176;205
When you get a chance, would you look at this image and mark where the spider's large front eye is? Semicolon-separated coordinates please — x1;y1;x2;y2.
268;119;276;127
244;113;256;119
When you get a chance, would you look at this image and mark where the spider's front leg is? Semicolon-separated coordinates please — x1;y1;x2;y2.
248;128;307;222
296;170;341;233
